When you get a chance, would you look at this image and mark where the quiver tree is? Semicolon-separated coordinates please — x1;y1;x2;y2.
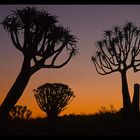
9;105;32;120
91;22;140;114
0;7;78;120
34;83;75;118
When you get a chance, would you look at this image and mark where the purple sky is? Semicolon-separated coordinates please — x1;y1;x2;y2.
1;5;140;117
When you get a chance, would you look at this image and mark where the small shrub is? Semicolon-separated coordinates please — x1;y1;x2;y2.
97;104;117;114
9;105;32;120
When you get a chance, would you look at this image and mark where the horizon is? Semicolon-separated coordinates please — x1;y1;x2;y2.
0;5;140;118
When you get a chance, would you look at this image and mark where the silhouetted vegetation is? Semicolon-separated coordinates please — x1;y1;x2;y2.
0;6;78;120
91;22;140;115
9;105;32;120
97;104;117;114
34;83;75;119
1;6;140;135
0;105;140;135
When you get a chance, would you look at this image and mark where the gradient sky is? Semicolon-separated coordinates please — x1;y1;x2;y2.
1;5;140;118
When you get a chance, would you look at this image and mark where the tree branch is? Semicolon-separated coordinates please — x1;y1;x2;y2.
43;49;74;69
10;29;22;52
93;60;118;75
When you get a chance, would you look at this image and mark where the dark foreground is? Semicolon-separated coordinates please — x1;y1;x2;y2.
0;112;140;135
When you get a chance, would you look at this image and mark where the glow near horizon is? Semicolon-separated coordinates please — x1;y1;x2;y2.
0;5;140;118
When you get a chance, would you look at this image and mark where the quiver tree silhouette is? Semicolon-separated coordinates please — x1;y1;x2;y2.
0;7;78;120
9;105;32;120
91;22;140;114
34;83;75;119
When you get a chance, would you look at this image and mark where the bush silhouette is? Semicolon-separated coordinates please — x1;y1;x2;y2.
97;104;117;114
9;105;32;120
34;83;75;119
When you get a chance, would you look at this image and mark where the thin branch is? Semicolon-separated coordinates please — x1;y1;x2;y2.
43;50;74;68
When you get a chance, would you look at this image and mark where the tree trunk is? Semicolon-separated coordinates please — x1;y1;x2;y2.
121;71;131;113
47;109;58;119
132;83;139;114
0;60;31;121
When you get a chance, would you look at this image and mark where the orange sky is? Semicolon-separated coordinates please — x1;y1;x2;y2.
1;5;140;118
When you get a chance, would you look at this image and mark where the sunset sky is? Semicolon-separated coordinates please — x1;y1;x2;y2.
1;5;140;118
